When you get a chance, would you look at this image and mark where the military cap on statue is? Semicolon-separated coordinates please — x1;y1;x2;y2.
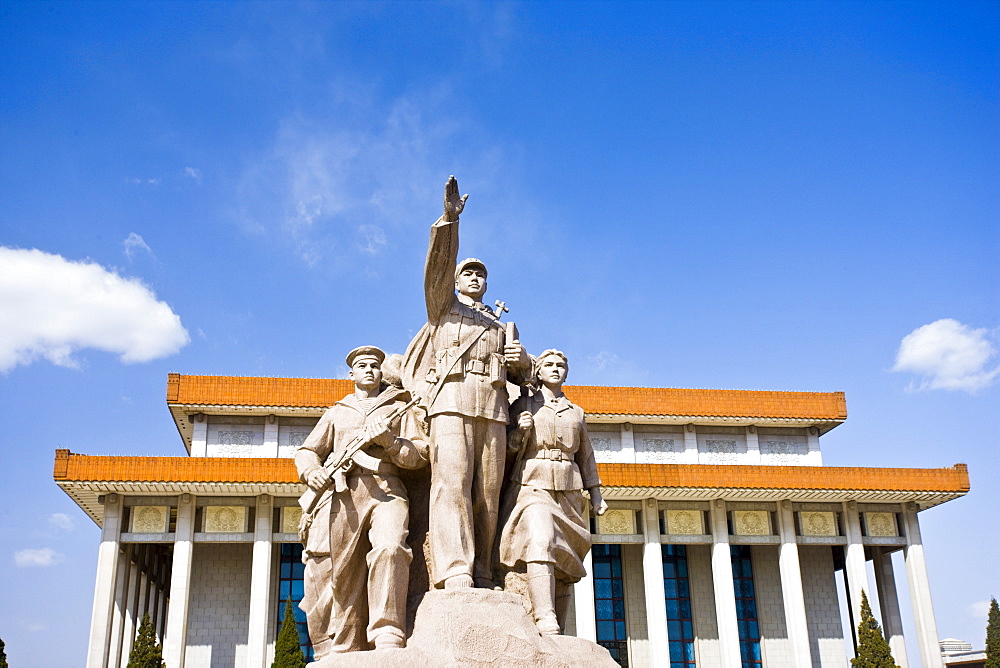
455;257;487;280
345;345;386;367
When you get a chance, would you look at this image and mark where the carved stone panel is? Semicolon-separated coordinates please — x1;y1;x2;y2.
597;509;636;535
130;505;169;533
666;509;705;535
703;439;739;464
761;440;806;465
281;506;303;534
203;506;248;533
798;511;838;536
733;510;771;536
642;438;679;463
864;512;898;537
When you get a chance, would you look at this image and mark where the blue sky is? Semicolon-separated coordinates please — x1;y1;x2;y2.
1;1;997;665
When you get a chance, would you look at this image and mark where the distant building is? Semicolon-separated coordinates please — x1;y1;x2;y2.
56;373;969;667
940;639;987;668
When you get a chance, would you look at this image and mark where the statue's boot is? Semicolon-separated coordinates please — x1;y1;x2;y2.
373;628;406;650
527;561;560;636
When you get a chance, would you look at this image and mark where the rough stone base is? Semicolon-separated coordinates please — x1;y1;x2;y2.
307;588;616;667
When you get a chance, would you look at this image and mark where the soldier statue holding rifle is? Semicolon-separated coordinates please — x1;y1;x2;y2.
295;345;428;657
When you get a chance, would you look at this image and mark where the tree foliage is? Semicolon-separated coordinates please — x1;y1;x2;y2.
987;597;1000;668
0;636;8;668
126;613;164;668
272;598;307;668
851;591;898;668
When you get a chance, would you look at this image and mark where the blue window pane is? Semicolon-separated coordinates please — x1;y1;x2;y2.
667;620;681;638
597;621;614;639
292;580;304;599
748;621;759;639
679;600;691;619
677;560;687;577
663;561;676;578
682;621;693;639
615;621;626;639
669;641;683;660
685;643;695;660
611;560;622;578
611;580;623;599
280;561;291;578
664;579;678;598
595;561;611;579
612;600;625;620
596;599;613;619
678;580;689;598
666;599;679;618
596;579;612;599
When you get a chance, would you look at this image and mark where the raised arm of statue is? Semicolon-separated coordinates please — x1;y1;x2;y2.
423;176;467;321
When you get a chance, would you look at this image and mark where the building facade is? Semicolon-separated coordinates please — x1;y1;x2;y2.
55;374;970;668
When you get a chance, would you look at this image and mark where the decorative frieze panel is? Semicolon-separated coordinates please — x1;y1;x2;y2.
641;438;680;463
597;509;636;535
130;505;169;533
733;510;772;536
203;506;248;533
798;511;838;536
280;506;303;534
864;512;898;537
761;440;806;465
701;439;741;464
666;509;705;535
589;430;624;463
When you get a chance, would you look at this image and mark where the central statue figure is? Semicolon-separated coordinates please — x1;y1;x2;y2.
403;176;532;590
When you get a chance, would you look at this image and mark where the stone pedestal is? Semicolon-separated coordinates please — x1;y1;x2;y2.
307;588;616;667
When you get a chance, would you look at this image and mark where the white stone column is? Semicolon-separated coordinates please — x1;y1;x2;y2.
620;423;636;463
842;500;869;639
776;501;813;666
806;427;823;465
191;415;208;457
164;494;196;668
745;426;761;465
902;505;943;668
247;494;275;667
575;548;598;642
575;501;597;642
683;425;699;463
641;499;670;667
119;553;141;667
87;493;124;668
873;547;909;668
709;499;742;668
264;416;279;457
109;542;131;668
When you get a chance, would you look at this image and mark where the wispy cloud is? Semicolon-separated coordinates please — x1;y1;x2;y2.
184;166;203;182
125;177;160;186
0;247;190;372
892;319;999;393
968;599;992;619
48;513;75;531
14;548;64;567
122;232;152;260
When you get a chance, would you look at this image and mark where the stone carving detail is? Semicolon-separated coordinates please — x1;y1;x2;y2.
666;509;704;535
733;510;771;536
642;438;678;463
281;506;303;534
204;506;246;533
799;511;838;536
218;430;254;445
762;440;804;464
864;512;898;537
130;505;169;533
287;430;310;447
590;437;616;451
597;509;635;535
703;439;739;463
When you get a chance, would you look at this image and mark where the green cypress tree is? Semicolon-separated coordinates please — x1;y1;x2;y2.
987;597;1000;668
126;613;165;668
851;591;898;668
0;636;8;668
272;597;307;668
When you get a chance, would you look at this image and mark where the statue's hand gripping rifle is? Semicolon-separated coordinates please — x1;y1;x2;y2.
298;395;421;515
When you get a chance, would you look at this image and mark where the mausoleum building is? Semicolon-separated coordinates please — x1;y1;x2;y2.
56;373;969;668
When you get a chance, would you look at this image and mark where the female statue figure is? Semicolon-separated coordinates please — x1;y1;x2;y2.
498;349;609;635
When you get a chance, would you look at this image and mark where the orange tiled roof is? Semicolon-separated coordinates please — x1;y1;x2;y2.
54;450;967;493
167;374;847;420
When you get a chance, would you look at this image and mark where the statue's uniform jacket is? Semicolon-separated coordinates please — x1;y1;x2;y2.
294;385;427;655
499;392;601;583
403;216;530;586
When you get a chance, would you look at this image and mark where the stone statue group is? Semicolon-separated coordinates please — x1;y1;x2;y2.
294;177;609;659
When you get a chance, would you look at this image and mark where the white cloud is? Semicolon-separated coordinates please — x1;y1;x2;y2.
892;319;1000;393
24;622;47;632
48;513;75;531
122;232;152;260
14;548;64;567
126;177;160;186
184;166;203;182
0;247;191;372
968;599;992;619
